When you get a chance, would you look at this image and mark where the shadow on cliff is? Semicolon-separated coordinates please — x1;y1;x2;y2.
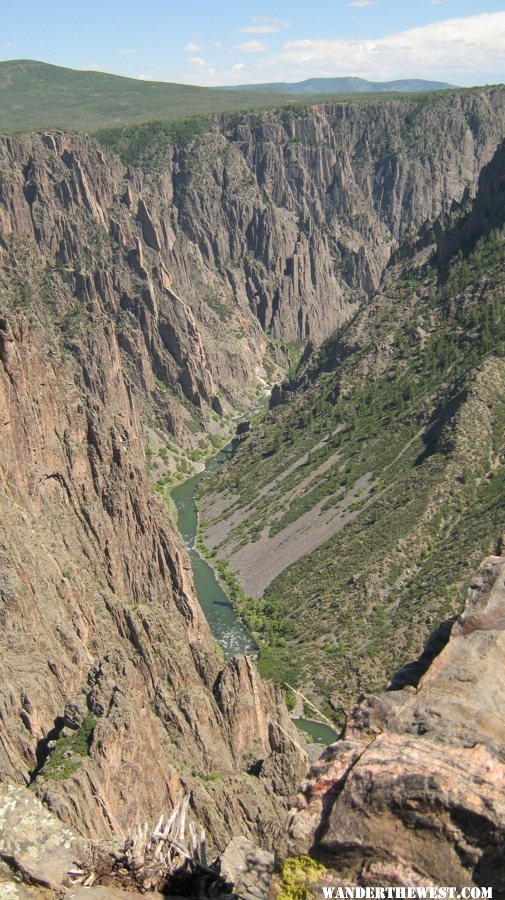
387;614;458;691
29;716;66;782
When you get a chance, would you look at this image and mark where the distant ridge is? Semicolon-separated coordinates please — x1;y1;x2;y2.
218;76;455;94
0;59;293;132
0;60;457;133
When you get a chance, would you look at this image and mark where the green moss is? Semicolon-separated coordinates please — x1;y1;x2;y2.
278;856;328;900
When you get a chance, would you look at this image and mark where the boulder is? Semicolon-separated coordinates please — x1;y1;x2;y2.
281;555;505;891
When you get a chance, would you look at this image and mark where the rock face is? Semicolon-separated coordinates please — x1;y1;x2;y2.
0;89;504;442
436;137;505;261
281;553;505;890
0;305;304;852
1;87;505;873
170;89;505;345
0;130;268;450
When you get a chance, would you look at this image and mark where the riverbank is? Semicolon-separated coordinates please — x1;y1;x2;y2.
172;448;258;659
171;433;340;747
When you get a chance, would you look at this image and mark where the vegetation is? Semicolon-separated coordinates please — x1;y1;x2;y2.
198;222;505;706
97;117;214;167
277;856;328;900
0;59;295;133
39;716;96;780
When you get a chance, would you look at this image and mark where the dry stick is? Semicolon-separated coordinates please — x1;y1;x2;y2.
285;682;337;732
189;821;198;858
178;794;190;842
154;816;167;860
151;832;220;878
200;827;207;867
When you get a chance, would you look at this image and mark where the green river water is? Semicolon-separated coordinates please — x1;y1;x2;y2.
171;445;258;658
171;433;339;746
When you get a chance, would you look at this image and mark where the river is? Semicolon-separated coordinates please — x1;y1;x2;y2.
171;430;339;746
172;445;258;658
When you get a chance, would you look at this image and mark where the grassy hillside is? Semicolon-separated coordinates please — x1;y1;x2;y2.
198;158;505;717
0;59;294;132
0;60;466;136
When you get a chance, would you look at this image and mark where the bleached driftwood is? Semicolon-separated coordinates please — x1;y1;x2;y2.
69;792;221;892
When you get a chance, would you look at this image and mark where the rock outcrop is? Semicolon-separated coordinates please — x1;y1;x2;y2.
0;306;304;853
0;784;85;895
280;553;505;890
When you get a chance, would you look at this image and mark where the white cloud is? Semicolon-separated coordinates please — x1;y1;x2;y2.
121;48;135;55
273;12;505;83
179;10;505;88
347;0;377;6
213;41;223;48
3;41;12;48
189;57;206;67
138;73;154;80
184;42;201;53
234;40;267;53
239;16;290;34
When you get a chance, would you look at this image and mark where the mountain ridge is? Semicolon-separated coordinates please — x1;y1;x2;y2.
218;75;455;94
0;59;464;134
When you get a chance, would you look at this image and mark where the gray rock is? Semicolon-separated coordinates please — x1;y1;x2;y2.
220;836;274;900
0;785;84;893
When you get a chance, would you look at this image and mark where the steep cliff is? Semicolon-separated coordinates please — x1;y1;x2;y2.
278;550;505;891
199;134;505;707
102;86;505;347
1;89;503;445
0;303;304;852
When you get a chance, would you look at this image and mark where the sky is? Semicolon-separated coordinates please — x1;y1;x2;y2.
2;0;505;87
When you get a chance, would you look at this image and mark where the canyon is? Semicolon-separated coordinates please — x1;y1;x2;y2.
0;84;504;894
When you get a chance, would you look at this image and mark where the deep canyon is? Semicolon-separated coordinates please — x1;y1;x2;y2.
0;84;505;895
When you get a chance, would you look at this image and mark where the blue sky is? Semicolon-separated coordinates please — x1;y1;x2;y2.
2;0;505;86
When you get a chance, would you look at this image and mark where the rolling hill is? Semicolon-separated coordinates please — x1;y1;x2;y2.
0;59;293;132
0;60;456;134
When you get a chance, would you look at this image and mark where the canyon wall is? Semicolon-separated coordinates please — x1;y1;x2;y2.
0;303;304;852
1;86;505;857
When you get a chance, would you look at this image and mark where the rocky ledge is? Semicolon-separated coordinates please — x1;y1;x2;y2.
277;549;505;893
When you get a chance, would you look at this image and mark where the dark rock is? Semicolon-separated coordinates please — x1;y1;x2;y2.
269;384;292;408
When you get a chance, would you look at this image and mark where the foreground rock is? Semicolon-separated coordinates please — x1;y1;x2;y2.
0;785;84;896
0;784;281;898
220;836;274;900
278;553;505;891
